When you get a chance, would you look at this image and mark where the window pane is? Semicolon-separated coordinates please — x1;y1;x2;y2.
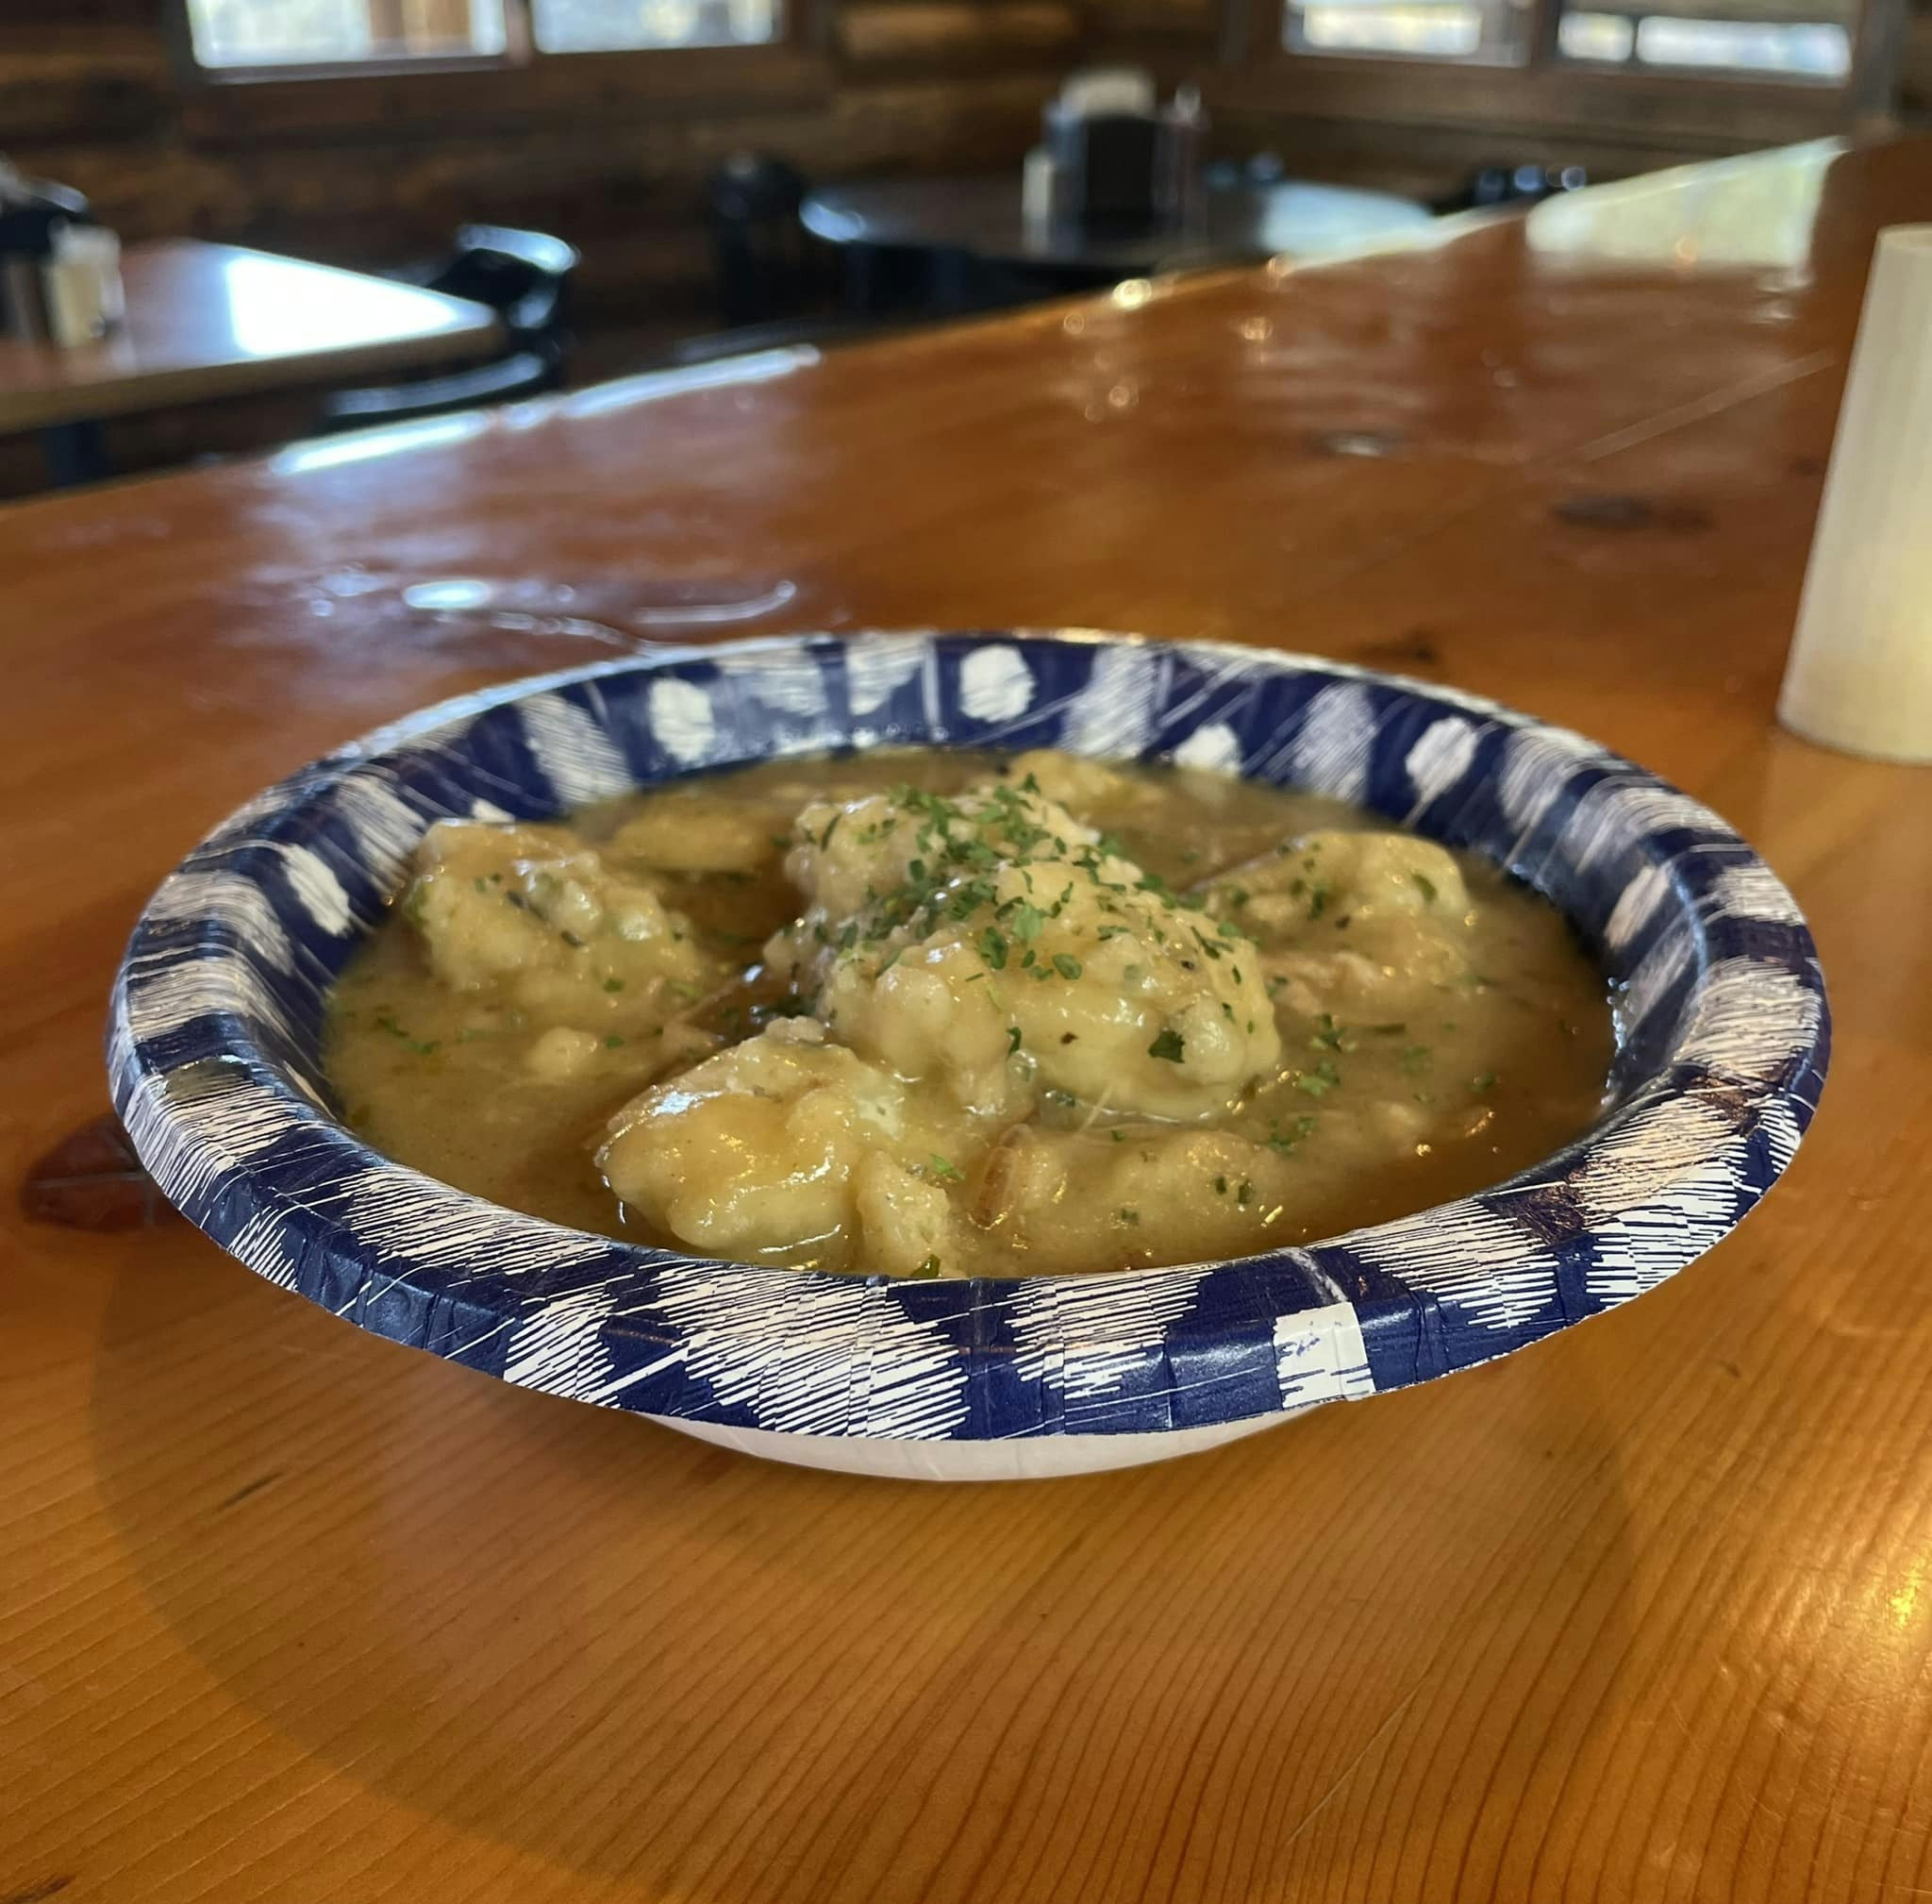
187;0;507;67
1636;14;1849;74
1283;0;1530;62
1556;0;1852;79
531;0;782;50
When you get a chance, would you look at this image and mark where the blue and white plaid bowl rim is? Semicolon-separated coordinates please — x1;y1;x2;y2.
108;629;1829;1445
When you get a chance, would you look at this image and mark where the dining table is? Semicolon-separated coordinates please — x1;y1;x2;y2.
0;238;500;481
3;132;1929;1904
799;171;1434;288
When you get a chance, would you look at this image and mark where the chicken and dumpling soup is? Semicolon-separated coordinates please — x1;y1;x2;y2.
326;749;1614;1278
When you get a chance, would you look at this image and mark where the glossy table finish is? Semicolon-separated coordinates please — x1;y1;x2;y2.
5;135;1932;1904
0;239;499;434
801;171;1433;272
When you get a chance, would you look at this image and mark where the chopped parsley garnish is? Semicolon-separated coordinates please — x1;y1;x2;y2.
1147;1027;1186;1063
1013;902;1045;943
1119;1206;1141;1226
978;925;1008;970
604;1034;625;1049
602;977;625;994
1268;1115;1319;1151
1470;1071;1499;1094
1052;953;1083;980
1007;1026;1023;1055
374;1010;440;1056
1294;1060;1341;1097
928;1154;965;1182
912;1255;941;1278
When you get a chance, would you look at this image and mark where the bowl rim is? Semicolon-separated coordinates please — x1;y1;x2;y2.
108;627;1830;1443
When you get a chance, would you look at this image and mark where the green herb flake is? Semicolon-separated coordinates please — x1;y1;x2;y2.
1294;1059;1341;1098
1052;953;1083;980
1214;1175;1228;1195
1013;903;1045;944
928;1154;966;1182
602;977;625;994
1268;1115;1319;1152
1147;1027;1186;1063
912;1254;941;1278
1471;1070;1499;1094
1119;1206;1141;1226
1007;1026;1023;1055
604;1034;625;1049
1400;1044;1432;1075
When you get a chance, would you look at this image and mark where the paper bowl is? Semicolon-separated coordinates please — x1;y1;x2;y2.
109;630;1828;1479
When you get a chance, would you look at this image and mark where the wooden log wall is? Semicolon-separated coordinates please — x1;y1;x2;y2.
0;0;1073;321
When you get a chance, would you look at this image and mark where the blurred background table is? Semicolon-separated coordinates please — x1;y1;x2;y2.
801;171;1435;301
4;134;1930;1904
0;240;499;481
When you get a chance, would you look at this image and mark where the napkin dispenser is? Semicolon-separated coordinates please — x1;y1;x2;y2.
1037;73;1207;233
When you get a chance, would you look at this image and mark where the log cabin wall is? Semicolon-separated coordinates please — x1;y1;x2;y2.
0;0;1073;326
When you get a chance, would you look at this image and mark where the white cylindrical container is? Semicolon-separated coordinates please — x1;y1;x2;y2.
1779;225;1932;763
45;224;123;346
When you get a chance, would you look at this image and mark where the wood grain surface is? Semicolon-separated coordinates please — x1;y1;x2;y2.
0;240;498;435
4;137;1931;1904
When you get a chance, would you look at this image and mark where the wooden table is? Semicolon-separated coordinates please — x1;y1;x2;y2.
0;239;499;476
4;135;1930;1903
801;172;1433;276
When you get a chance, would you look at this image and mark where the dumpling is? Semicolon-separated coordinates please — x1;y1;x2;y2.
403;820;721;1020
770;779;1282;1121
597;1016;966;1272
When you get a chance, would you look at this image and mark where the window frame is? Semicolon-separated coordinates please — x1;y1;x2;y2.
1223;0;1907;136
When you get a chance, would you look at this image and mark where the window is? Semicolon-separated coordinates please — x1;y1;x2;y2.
1557;3;1852;77
1284;0;1532;60
187;0;508;66
1281;0;1858;80
184;0;779;71
530;0;777;49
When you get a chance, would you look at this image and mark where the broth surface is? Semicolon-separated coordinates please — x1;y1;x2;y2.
327;749;1613;1277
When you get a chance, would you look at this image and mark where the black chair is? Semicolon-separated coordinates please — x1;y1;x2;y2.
317;224;579;431
703;154;816;328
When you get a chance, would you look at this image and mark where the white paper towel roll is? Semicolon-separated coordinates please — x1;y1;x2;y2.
1778;225;1932;763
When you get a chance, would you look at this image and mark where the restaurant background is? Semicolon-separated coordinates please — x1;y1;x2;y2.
2;0;1928;491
